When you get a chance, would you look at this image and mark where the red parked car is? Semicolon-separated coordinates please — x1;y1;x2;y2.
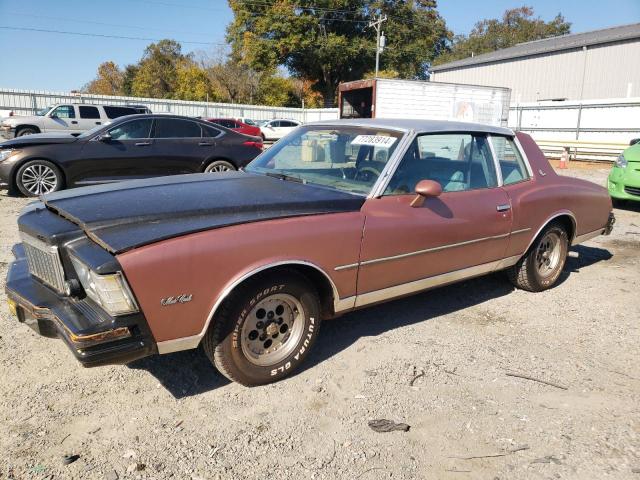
6;119;614;386
206;118;262;137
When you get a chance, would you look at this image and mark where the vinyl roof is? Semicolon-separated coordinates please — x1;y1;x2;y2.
306;118;514;136
432;22;640;72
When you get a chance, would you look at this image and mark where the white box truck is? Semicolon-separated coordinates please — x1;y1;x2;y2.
338;78;511;127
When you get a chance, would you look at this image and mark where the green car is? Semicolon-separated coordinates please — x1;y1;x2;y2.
608;140;640;203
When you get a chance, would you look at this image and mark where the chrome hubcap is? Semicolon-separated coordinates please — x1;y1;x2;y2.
241;293;305;366
21;165;58;195
536;231;561;277
206;163;232;173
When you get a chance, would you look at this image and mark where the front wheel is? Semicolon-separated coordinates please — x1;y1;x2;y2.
204;160;236;173
16;127;38;137
203;270;322;386
507;223;569;292
15;160;63;197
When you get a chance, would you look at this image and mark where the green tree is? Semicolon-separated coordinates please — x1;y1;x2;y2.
131;39;186;98
226;0;450;106
83;61;124;95
174;61;219;101
434;7;571;65
121;64;139;96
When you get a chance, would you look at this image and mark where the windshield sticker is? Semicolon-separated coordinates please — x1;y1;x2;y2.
351;135;397;148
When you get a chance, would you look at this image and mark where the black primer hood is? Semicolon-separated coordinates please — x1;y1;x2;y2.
42;172;365;253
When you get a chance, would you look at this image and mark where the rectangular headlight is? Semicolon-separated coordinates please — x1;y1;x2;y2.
70;256;139;316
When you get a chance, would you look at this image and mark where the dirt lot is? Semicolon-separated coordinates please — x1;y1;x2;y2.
0;165;639;480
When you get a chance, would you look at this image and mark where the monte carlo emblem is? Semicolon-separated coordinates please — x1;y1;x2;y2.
161;294;193;306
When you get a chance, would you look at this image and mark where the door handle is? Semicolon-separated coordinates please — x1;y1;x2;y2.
135;141;151;146
496;204;511;212
71;121;78;124
199;142;213;146
95;121;101;125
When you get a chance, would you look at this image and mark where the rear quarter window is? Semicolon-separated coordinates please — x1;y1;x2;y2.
103;106;137;119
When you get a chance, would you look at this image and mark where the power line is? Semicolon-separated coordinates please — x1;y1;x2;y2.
0;26;228;45
4;12;227;39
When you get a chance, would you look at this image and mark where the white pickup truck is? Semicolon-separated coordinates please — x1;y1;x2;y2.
0;104;150;140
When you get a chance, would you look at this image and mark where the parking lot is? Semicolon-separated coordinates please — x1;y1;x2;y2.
0;164;638;479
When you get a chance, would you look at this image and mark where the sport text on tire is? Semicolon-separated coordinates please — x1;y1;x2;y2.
204;160;236;173
202;270;322;386
16;160;63;197
507;223;569;292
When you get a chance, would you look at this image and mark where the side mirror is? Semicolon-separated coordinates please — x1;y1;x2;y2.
50;113;58;119
630;138;639;146
411;179;442;207
98;133;112;142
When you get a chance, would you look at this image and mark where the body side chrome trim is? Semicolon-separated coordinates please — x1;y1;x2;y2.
157;260;355;354
334;228;531;271
354;255;521;308
571;228;605;246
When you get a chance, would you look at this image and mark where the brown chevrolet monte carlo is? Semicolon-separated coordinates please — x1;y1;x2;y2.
6;119;615;386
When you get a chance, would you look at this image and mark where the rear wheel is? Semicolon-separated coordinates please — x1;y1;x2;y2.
204;160;236;173
507;223;569;292
15;160;63;197
203;270;322;386
16;127;38;137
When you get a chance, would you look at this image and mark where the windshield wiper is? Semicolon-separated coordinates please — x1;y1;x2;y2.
264;171;305;184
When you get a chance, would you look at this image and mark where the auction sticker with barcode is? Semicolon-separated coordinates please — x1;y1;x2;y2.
351;135;397;148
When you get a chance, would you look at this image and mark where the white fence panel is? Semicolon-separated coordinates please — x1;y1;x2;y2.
0;88;339;123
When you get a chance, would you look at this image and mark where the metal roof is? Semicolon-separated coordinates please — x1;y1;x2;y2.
432;22;640;72
306;118;514;136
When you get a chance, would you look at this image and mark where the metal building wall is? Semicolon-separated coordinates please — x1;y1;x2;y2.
432;39;640;103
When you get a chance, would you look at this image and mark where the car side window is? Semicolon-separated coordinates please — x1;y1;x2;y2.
51;105;75;119
203;125;222;137
491;136;530;185
384;133;498;195
281;121;297;128
103;106;136;119
270;121;280;128
108;119;153;140
154;119;202;138
79;106;100;119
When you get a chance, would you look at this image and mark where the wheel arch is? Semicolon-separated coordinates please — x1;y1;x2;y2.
14;124;41;136
202;157;237;171
158;261;346;354
523;211;576;254
12;157;67;190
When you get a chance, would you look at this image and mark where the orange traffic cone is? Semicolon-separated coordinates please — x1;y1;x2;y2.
559;147;570;169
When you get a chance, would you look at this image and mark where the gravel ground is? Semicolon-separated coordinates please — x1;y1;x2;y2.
0;165;639;480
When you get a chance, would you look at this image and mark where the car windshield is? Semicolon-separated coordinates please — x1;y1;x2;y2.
243;119;256;126
257;120;269;127
36;107;52;116
245;126;404;196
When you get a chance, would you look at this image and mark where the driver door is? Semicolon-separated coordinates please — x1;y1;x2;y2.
71;118;155;185
356;132;513;303
45;105;80;134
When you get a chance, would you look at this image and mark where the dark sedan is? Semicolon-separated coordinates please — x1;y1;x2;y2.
0;114;263;197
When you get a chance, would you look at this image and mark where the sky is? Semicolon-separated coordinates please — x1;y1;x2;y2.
0;0;638;92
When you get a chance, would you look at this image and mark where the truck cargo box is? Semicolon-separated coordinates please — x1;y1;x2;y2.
339;78;511;127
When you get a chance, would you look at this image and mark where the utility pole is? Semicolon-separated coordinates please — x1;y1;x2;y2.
369;13;387;78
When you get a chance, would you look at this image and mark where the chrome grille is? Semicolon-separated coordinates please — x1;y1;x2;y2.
624;186;640;197
21;234;66;293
